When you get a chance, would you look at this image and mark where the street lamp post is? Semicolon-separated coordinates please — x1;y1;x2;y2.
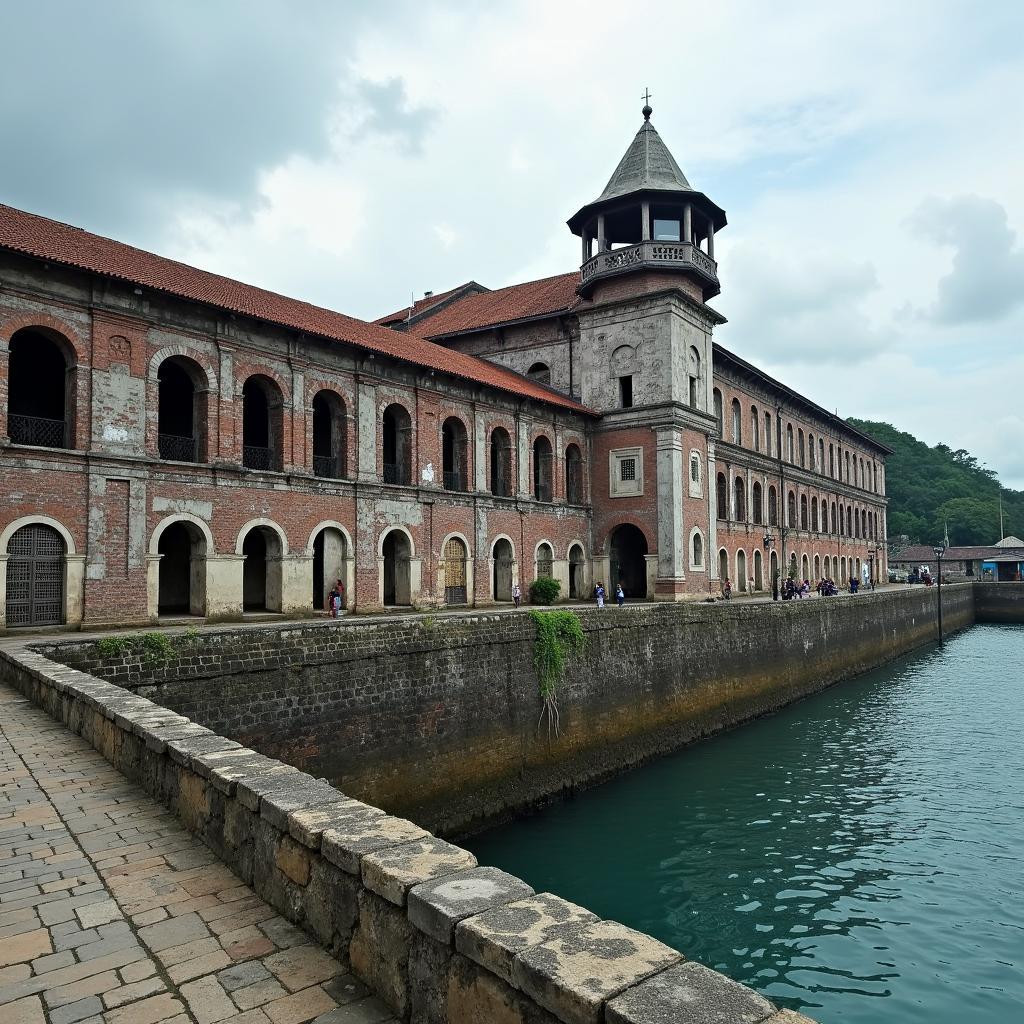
932;544;945;642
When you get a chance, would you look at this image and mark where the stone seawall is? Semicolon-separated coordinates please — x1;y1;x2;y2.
0;640;814;1024
973;581;1024;623
37;584;978;837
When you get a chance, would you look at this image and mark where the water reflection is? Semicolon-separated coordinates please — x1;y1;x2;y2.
466;625;1024;1022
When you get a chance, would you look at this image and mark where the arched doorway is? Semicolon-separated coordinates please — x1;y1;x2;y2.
8;328;74;449
736;550;747;591
242;526;283;611
801;554;809;582
754;550;764;591
312;526;348;611
382;530;412;606
789;553;798;580
718;548;729;587
610;525;648;599
770;551;779;589
492;539;514;602
568;544;585;599
536;542;554;579
157;521;206;616
443;536;468;605
242;375;283;471
5;524;65;625
814;555;821;581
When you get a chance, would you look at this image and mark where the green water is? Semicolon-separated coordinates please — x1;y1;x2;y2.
465;624;1024;1022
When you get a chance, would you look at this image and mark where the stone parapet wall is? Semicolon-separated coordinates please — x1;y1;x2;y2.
37;585;979;838
0;643;814;1024
973;581;1024;623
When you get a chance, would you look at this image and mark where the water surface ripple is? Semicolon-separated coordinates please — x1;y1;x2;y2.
466;624;1024;1022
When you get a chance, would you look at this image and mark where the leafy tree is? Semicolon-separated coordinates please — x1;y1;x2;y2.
848;419;1024;546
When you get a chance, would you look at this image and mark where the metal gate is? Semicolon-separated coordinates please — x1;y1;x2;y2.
443;538;467;605
6;524;65;626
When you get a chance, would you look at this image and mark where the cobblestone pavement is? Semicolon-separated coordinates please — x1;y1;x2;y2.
0;685;397;1024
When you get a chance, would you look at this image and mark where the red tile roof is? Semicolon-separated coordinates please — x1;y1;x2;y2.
0;203;593;416
412;272;580;338
891;544;1024;563
374;282;481;326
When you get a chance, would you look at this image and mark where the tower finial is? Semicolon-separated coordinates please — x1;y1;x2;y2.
641;88;652;121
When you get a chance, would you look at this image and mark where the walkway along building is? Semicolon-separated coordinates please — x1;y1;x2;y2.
0;105;889;628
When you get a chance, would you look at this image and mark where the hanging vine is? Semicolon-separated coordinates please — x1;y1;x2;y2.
529;610;586;740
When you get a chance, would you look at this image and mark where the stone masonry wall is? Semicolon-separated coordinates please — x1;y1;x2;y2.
1;639;816;1024
38;584;978;838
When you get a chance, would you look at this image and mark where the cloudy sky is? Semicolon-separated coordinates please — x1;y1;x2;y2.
3;1;1023;486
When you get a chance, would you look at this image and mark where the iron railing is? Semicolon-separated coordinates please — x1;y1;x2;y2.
443;470;467;492
243;445;273;471
158;433;197;462
383;462;409;485
9;414;66;448
313;455;340;478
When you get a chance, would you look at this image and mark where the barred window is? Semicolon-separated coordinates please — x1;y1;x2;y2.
620;458;636;482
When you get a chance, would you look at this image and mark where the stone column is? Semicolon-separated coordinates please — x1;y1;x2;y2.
597;214;606;253
707;218;715;258
641;201;650;241
356;380;377;481
683;204;692;244
516;416;530;498
654;426;686;598
280;553;313;613
205;554;244;618
708;442;719;581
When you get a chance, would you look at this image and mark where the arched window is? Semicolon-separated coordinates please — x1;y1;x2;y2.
848;504;854;538
158;356;208;463
690;452;702;491
765;411;772;457
691;531;704;568
716;472;728;520
832;501;838;535
565;444;583;504
242;375;284;471
811;496;818;532
382;403;413;485
751;407;760;452
752;481;763;525
536;542;554;579
807;433;815;471
798;429;806;468
829;443;835;478
787;490;797;528
442;416;469;492
800;494;808;531
527;362;550;386
490;427;512;497
786;424;794;463
818;438;824;473
533;436;553;502
8;327;75;449
734;476;746;521
731;399;742;445
688;347;702;408
713;389;723;438
768;485;778;527
312;389;346;478
845;450;851;481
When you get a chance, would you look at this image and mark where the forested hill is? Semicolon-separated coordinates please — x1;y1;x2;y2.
848;419;1024;546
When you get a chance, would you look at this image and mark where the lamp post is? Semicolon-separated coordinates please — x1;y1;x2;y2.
932;544;945;642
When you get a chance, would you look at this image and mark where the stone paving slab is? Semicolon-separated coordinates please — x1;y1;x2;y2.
0;684;397;1024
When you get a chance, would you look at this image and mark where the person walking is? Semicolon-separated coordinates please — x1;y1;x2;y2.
326;584;341;619
595;582;605;609
615;582;624;608
335;578;345;611
512;583;521;609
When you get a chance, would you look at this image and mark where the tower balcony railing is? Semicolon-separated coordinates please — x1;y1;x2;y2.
313;454;341;478
580;239;719;292
158;433;198;462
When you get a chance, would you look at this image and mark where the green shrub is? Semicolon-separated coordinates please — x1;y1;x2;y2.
529;577;561;605
529;609;585;738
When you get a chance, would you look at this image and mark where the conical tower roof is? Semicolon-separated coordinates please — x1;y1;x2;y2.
597;117;693;202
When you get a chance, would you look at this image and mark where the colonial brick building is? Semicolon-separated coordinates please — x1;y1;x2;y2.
0;105;888;628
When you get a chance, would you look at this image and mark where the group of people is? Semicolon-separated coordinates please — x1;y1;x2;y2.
593;582;625;608
719;575;871;601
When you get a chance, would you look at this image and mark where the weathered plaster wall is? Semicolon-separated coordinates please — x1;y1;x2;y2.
41;585;978;838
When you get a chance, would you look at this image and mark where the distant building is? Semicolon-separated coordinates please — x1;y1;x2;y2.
0;104;889;628
889;537;1024;581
